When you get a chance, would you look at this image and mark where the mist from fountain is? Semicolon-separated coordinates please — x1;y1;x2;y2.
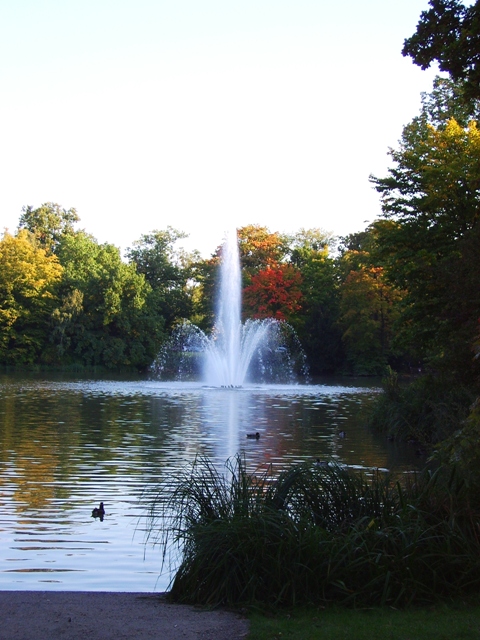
203;230;271;386
152;230;307;386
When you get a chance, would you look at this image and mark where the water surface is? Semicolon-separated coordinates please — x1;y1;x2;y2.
0;374;421;592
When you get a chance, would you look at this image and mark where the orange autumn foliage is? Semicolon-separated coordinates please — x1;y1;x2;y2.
243;263;303;322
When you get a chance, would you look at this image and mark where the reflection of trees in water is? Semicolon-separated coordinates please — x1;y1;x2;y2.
0;380;421;520
0;392;74;511
0;387;180;513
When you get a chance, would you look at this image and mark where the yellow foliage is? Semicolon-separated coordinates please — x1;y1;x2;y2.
0;230;63;301
0;230;63;354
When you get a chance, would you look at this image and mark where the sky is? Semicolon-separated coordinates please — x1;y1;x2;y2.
0;0;440;257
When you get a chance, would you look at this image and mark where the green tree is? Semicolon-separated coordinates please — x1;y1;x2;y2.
371;109;480;378
126;228;197;331
18;202;79;253
289;229;342;374
55;232;163;368
188;255;219;332
0;230;63;364
403;0;480;100
417;76;480;128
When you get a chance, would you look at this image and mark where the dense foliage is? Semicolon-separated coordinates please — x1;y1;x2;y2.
0;230;63;364
403;0;480;100
2;105;479;380
371;108;480;379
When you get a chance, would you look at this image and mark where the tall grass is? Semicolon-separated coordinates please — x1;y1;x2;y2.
147;456;480;608
367;369;476;445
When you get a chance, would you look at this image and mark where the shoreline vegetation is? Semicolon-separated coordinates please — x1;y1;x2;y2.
146;452;480;637
147;455;480;610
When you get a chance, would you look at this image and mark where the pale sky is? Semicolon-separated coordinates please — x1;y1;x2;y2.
0;0;439;257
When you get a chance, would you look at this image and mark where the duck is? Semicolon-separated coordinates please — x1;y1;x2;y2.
246;432;260;439
92;502;105;519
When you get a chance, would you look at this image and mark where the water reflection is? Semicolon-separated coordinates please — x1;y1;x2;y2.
0;375;422;592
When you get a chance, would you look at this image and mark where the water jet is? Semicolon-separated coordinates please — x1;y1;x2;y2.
152;229;307;386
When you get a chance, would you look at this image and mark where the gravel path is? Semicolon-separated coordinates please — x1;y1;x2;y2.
0;591;250;640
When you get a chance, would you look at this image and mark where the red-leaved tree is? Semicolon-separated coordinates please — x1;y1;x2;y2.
243;264;303;322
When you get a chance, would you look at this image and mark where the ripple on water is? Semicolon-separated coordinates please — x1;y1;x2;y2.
0;376;419;591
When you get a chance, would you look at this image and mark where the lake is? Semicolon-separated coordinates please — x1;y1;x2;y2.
0;373;421;592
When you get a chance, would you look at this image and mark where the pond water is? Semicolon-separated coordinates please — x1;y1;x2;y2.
0;373;422;592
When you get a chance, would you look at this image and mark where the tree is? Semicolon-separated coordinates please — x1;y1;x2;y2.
289;229;342;374
338;266;402;375
237;225;289;282
403;0;480;100
188;254;219;332
192;226;291;332
126;228;197;331
0;230;63;364
371;108;480;377
242;263;303;322
417;76;480;128
337;224;403;375
289;228;335;259
54;232;163;368
18;202;79;253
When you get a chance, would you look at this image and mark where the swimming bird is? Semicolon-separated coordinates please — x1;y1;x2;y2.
92;502;105;519
339;431;346;438
246;432;260;439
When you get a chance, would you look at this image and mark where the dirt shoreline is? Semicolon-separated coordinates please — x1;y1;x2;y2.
0;591;250;640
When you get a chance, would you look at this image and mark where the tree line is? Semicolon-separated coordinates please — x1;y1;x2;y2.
1;71;479;388
0;208;404;376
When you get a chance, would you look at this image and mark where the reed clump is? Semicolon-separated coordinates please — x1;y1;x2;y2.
148;456;480;608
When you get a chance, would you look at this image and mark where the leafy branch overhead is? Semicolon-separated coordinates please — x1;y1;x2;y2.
403;0;480;100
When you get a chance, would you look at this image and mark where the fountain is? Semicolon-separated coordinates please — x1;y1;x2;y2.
152;229;308;386
0;234;394;594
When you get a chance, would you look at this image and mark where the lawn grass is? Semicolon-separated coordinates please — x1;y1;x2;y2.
247;603;480;640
